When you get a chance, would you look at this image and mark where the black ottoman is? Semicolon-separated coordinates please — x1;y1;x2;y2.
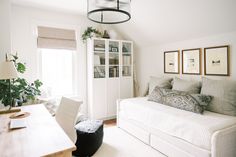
73;120;104;157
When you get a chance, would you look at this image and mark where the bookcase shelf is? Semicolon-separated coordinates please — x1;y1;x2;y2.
94;51;105;54
87;38;133;119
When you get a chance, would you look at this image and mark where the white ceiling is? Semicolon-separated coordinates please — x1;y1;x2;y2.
115;0;236;46
11;0;236;46
11;0;87;14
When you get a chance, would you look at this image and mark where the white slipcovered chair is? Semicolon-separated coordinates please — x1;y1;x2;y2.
55;97;82;143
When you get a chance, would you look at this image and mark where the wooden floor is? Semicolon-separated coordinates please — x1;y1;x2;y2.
104;119;116;127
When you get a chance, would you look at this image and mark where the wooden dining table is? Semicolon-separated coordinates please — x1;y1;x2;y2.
0;104;76;157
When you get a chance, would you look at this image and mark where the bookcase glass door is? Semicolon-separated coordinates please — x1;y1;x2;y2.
122;42;132;77
109;41;119;78
94;39;106;78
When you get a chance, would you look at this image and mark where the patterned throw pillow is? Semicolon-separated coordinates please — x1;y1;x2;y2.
148;86;212;114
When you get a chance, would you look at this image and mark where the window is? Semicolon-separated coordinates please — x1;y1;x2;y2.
37;26;77;98
40;48;75;97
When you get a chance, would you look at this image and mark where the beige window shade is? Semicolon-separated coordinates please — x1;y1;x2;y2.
37;26;77;50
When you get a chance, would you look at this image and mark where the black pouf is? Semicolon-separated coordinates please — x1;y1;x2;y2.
73;120;104;157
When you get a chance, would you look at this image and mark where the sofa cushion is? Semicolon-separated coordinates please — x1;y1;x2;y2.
119;97;236;150
148;76;172;94
201;77;236;116
172;77;201;94
148;87;212;114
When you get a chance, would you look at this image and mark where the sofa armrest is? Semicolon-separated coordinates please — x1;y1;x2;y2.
116;99;123;127
211;125;236;157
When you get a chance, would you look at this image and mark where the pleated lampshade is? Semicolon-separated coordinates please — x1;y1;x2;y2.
0;61;18;80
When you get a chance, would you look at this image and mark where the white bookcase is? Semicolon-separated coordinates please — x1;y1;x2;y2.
87;38;133;119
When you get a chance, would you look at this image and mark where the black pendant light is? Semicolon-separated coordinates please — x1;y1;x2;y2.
87;0;131;24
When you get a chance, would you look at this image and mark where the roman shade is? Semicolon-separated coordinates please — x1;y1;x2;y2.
37;26;77;50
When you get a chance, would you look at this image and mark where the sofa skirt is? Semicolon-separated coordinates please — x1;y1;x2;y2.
118;116;211;157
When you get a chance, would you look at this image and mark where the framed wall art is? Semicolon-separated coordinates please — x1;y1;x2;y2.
204;45;229;76
164;50;180;74
182;48;201;75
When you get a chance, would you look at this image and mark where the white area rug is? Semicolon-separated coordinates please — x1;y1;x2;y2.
93;126;166;157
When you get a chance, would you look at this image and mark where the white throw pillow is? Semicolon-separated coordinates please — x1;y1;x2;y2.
172;77;201;94
148;76;172;94
201;77;236;116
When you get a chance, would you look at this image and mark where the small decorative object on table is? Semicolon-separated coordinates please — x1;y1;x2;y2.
10;112;30;119
73;120;104;157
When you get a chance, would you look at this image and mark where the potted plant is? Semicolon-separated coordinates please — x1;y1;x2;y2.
0;53;43;107
82;27;102;42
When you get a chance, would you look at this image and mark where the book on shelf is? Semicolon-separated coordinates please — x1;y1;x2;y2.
109;67;118;77
94;44;105;48
113;68;117;77
94;55;101;65
123;66;130;76
94;66;105;78
122;56;131;65
94;47;105;51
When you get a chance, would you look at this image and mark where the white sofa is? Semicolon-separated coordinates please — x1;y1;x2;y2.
117;97;236;157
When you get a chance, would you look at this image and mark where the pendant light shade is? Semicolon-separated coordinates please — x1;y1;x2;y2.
87;0;131;24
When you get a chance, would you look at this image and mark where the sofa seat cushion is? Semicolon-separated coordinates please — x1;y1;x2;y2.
119;97;236;150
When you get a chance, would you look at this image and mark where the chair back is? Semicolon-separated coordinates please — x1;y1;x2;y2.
55;97;82;143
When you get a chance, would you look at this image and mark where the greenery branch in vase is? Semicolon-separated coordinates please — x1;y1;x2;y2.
82;27;102;42
0;53;43;108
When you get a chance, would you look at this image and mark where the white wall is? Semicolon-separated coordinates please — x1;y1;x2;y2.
10;5;100;114
136;31;236;95
0;0;12;61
